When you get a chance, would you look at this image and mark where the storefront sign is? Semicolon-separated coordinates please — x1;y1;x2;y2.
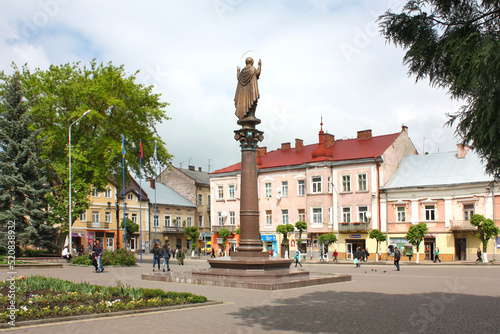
349;234;361;239
261;235;276;241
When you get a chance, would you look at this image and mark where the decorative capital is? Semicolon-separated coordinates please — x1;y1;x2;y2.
234;128;264;150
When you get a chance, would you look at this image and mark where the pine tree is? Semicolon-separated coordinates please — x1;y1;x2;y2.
0;73;57;253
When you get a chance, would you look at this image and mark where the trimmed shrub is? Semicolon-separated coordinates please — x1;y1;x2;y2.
71;255;93;266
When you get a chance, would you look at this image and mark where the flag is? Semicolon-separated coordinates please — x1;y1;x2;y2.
140;139;143;160
121;134;126;158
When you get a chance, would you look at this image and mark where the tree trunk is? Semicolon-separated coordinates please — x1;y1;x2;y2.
415;245;420;263
375;242;379;262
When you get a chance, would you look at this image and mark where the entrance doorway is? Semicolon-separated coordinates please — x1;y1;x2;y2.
424;238;435;261
455;238;466;260
346;239;366;260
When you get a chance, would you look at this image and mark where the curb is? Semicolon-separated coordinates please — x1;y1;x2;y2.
0;300;223;329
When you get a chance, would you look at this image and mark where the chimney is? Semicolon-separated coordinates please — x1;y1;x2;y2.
357;129;372;140
257;146;267;157
149;178;155;189
324;133;335;148
295;139;303;152
457;144;471;158
188;165;195;171
401;124;408;132
198;167;202;172
281;142;291;150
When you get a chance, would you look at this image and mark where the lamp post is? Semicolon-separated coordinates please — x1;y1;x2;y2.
68;110;91;255
115;201;120;249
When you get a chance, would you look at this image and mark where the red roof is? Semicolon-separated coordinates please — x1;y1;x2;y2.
212;131;401;174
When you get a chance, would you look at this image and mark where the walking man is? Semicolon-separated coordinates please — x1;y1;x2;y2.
476;248;482;262
434;247;441;263
333;250;338;262
294;251;302;267
394;246;401;271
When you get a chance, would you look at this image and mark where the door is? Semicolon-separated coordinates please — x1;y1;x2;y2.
346;243;353;260
106;237;114;251
424;241;434;261
455;238;466;261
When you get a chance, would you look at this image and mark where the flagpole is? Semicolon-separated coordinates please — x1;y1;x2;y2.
122;134;127;250
139;138;143;264
154;141;157;246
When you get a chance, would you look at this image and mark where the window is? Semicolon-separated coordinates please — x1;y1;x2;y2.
217;212;224;225
265;183;272;198
281;181;288;197
153;215;159;227
311;176;322;193
198;194;203;206
425;205;435;221
357;174;367;192
186;217;192;227
358;206;368;223
80;212;87;222
312;207;323;224
127;194;133;200
464;204;474;220
92;211;100;223
342;207;351;223
164;215;171;227
131;214;137;224
327;176;332;193
397;206;406;222
281;209;289;224
198;215;203;227
91;188;100;197
298;209;305;222
297;179;305;196
104;187;112;198
105;212;111;223
229;211;235;225
265;210;272;226
175;216;182;227
207;195;211;209
342;175;351;192
229;184;235;199
217;186;224;200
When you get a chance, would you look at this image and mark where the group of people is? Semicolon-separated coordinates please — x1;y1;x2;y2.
87;240;104;273
353;247;370;268
151;244;188;271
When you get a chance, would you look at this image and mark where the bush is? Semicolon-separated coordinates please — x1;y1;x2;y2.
102;249;136;266
0;246;7;255
23;249;51;257
71;255;93;266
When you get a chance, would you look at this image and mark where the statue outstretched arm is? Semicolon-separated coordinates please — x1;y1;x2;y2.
256;59;262;79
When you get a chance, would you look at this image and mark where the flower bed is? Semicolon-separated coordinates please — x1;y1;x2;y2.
0;276;207;322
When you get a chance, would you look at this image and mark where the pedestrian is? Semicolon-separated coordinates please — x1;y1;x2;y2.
211;248;215;258
354;247;362;268
176;248;185;265
152;243;161;271
434;247;441;263
62;246;72;263
294;251;302;267
94;239;104;273
219;249;223;257
161;244;171;272
365;249;370;262
320;249;324;262
476;248;482;262
333;249;338;262
361;248;366;262
88;241;98;272
270;249;274;257
394;246;401;271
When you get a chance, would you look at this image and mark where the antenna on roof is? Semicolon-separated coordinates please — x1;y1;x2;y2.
208;159;212;173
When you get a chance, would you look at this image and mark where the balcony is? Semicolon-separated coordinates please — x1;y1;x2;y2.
450;220;477;231
159;226;185;233
87;222;110;229
339;222;369;232
211;225;237;233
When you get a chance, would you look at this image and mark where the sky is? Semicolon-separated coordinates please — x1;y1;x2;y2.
0;0;464;173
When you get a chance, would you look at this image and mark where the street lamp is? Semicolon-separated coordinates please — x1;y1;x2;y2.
68;110;91;255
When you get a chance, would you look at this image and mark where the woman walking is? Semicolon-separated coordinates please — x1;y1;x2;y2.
152;243;161;271
161;244;171;272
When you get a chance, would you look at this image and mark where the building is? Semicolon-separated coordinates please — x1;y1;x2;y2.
210;122;417;259
381;145;499;261
157;165;211;251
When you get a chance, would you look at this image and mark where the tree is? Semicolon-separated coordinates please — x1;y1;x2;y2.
276;224;295;258
120;218;139;248
405;223;428;263
470;214;499;262
295;221;307;250
318;233;338;258
184;226;200;253
379;1;500;180
218;228;231;256
369;229;387;262
0;73;58;253
4;60;172;237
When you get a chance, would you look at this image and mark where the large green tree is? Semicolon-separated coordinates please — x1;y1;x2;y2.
379;0;500;180
0;73;58;252
470;214;499;262
405;222;428;263
369;229;387;261
184;226;200;253
2;60;172;234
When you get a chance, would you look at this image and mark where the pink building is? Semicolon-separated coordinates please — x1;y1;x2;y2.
210;122;416;259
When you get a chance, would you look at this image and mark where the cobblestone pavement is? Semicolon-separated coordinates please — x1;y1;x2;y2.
2;257;499;334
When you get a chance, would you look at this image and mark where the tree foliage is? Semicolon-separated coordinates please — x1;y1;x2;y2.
184;226;200;252
318;233;338;247
120;218;139;246
369;229;387;254
276;224;295;243
0;73;58;251
218;228;231;253
294;221;307;244
470;213;499;252
379;0;500;180
405;222;428;253
1;60;172;234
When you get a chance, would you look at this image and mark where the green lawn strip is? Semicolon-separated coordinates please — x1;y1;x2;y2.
0;276;207;323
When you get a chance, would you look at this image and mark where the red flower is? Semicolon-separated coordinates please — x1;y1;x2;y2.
21;276;25;279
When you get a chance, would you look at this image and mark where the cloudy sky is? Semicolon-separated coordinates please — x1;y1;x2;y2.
1;0;463;172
